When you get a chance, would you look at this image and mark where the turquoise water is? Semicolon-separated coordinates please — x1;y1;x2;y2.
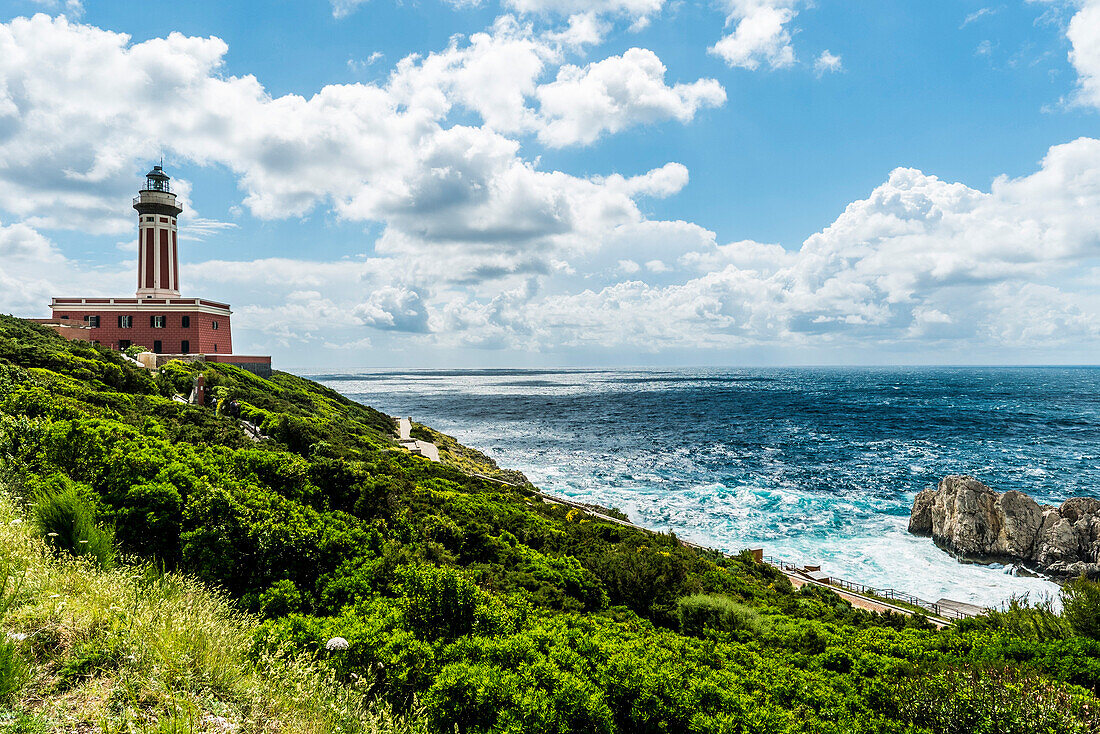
308;367;1100;607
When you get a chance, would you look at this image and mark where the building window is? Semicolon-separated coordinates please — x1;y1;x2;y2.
214;344;219;353
84;315;100;328
211;320;219;330
181;315;190;328
153;340;163;354
118;315;133;329
181;340;190;353
119;340;132;350
151;315;166;328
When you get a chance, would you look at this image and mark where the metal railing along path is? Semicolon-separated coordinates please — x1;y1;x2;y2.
462;475;984;624
764;555;983;621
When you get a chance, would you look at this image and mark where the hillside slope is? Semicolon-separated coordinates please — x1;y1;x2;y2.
1;314;1099;733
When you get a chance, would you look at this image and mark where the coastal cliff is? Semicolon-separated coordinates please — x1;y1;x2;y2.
909;475;1100;578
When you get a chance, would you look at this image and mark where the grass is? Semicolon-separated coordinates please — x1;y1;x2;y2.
0;492;427;733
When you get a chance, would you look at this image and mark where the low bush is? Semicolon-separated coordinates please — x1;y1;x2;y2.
1063;577;1100;641
678;593;761;637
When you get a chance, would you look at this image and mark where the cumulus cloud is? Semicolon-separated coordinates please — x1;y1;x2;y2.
710;0;800;70
1066;0;1100;108
255;138;1099;354
535;48;725;146
353;286;432;332
0;13;718;287
3;13;1098;361
512;139;1100;351
543;12;610;48
0;220;128;315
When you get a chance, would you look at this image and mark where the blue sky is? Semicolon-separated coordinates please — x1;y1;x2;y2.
0;0;1097;367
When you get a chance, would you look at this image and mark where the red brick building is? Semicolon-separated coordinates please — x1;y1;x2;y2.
50;296;232;356
43;166;270;376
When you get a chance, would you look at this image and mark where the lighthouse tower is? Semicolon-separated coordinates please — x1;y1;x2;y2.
133;165;182;299
43;163;271;376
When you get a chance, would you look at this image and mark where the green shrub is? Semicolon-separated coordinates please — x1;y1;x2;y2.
260;579;304;617
678;594;761;637
400;565;483;641
266;414;322;455
1063;578;1100;640
113;481;182;563
399;565;524;641
32;475;115;567
123;345;149;358
981;595;1071;640
0;362;28;401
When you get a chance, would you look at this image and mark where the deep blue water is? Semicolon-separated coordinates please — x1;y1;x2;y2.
307;367;1100;607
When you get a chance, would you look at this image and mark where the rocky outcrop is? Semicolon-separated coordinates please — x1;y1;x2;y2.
909;475;1100;579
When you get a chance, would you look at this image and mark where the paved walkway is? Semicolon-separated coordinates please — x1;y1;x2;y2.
395;416;440;462
783;572;948;626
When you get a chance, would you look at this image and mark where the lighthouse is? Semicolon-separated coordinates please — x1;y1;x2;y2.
134;165;183;298
41;165;272;376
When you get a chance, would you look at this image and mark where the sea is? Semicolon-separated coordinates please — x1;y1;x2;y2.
306;367;1100;609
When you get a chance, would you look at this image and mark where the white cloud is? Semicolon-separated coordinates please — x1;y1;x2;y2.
0;221;129;316
813;50;843;76
353;286;432;332
3;13;1099;360
543;12;609;48
387;138;1100;353
1066;0;1100;108
710;0;800;70
535;48;725;146
961;7;1000;28
347;52;385;74
0;13;718;290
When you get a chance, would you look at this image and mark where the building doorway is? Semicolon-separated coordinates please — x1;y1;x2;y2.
153;340;162;354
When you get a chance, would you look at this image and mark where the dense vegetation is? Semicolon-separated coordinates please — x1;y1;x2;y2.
1;313;1099;733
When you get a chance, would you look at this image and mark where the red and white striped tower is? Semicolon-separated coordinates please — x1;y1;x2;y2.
133;165;183;299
